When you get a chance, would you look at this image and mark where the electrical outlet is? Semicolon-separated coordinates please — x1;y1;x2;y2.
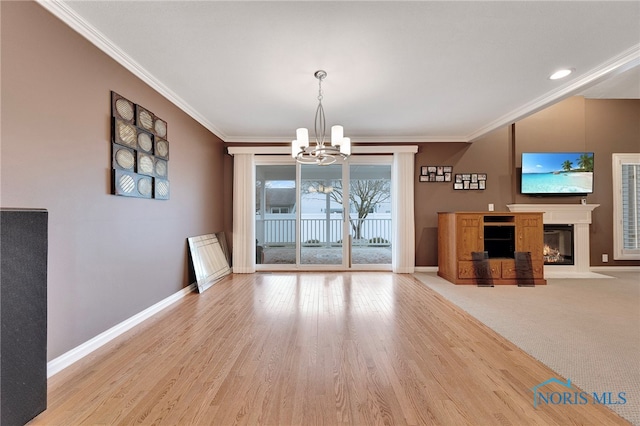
602;254;609;263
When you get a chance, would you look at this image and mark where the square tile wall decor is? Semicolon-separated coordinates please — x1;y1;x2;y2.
110;91;170;200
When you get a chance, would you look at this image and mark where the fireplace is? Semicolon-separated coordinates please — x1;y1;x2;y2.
543;224;574;265
507;203;606;278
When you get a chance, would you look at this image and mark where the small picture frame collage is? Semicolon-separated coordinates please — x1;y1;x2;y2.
420;166;452;183
454;173;487;190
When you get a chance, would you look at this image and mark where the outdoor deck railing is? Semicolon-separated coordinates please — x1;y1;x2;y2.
258;217;391;247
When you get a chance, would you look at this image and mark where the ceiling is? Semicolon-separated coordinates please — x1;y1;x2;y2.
41;1;640;143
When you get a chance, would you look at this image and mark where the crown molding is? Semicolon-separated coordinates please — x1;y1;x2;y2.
224;135;468;144
466;43;640;142
228;145;418;155
36;0;228;141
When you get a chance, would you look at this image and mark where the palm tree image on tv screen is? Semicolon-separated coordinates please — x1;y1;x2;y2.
521;152;594;195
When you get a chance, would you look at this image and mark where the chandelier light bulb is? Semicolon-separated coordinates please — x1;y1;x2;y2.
341;137;351;156
296;128;309;148
331;125;343;146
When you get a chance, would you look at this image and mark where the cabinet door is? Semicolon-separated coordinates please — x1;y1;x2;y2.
456;214;483;260
515;214;543;261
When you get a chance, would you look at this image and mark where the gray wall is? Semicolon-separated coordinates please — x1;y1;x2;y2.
1;2;230;360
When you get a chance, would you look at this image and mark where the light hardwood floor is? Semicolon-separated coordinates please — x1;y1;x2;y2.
30;272;628;425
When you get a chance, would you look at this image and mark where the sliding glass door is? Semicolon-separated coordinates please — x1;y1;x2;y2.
255;156;392;270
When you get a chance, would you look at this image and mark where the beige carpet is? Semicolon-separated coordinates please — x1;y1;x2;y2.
413;271;640;425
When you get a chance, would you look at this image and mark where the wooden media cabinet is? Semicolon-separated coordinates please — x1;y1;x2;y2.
438;212;546;285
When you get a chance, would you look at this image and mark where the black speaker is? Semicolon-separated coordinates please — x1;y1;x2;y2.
1;208;48;425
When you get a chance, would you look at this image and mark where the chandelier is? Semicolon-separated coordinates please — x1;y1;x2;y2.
291;70;351;165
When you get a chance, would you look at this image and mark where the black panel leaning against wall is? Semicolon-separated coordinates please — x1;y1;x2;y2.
110;91;171;200
1;209;48;425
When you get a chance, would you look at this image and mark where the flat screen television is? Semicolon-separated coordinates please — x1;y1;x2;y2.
521;152;594;195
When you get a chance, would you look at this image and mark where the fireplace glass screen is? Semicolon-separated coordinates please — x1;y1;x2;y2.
543;225;574;265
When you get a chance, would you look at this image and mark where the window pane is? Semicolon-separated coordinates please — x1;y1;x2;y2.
255;165;296;265
300;164;343;265
349;164;392;265
613;153;640;260
622;164;640;250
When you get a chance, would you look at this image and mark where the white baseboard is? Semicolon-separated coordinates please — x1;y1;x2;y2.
47;283;197;378
545;270;614;279
590;266;640;272
414;266;438;273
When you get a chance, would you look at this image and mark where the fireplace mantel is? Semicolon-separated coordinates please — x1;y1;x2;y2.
506;204;607;278
506;203;598;224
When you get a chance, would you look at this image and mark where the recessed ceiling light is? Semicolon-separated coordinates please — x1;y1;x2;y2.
549;69;574;80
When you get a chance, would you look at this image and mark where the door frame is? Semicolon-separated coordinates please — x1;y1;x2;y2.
254;155;392;271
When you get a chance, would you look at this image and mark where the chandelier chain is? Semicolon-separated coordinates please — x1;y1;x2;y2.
315;72;326;145
317;76;324;102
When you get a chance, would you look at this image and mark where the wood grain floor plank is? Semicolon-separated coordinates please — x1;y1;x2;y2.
30;272;629;425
